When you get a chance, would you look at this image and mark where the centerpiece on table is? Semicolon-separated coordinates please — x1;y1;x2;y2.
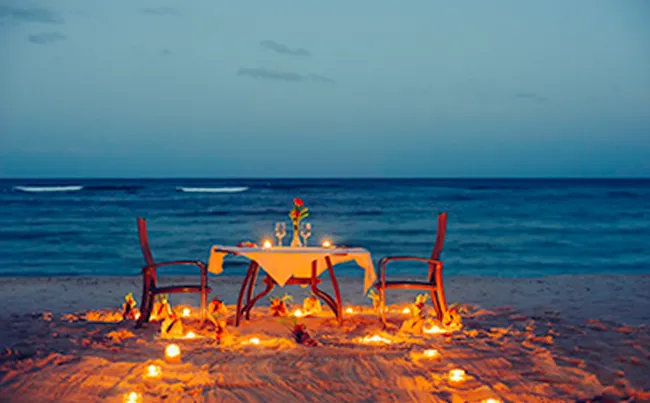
289;198;309;247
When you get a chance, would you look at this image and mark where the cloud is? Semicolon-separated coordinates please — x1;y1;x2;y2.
237;68;335;84
515;92;547;101
260;40;310;57
0;5;63;24
141;7;178;16
28;32;66;45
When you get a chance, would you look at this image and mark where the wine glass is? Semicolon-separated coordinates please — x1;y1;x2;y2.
300;222;312;246
274;222;286;246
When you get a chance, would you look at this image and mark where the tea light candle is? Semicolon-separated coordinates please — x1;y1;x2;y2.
185;331;196;339
165;343;181;364
182;308;190;318
402;307;411;315
481;399;501;403
123;391;142;403
345;307;354;314
262;240;272;249
293;309;304;317
248;337;260;345
144;364;162;380
448;369;466;383
321;240;332;248
423;349;439;358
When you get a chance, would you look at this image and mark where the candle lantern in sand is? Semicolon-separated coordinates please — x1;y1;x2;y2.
165;344;181;364
143;364;162;381
302;293;322;316
182;308;191;318
122;293;138;321
123;391;143;403
209;297;229;316
448;369;466;384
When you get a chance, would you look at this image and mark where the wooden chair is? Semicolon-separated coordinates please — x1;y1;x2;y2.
375;212;449;324
135;217;211;328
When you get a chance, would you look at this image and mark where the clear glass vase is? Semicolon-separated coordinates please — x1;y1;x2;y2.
291;225;303;247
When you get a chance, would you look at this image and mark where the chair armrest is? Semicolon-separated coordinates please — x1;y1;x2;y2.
377;256;442;287
144;260;206;272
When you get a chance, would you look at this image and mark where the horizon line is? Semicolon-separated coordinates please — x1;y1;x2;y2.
1;177;649;181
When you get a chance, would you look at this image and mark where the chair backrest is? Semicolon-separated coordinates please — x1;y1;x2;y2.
430;212;448;261
137;217;155;266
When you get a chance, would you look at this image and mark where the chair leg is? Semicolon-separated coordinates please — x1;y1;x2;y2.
379;286;387;326
435;267;449;319
429;287;442;321
136;271;149;329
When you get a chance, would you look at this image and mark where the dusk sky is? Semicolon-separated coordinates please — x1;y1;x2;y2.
1;0;649;178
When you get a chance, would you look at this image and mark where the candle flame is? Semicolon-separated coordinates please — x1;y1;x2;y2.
423;325;446;334
182;308;190;317
481;399;502;403
293;309;303;317
185;331;196;339
359;334;392;344
165;343;180;358
345;307;354;314
134;312;141;320
262;240;272;249
449;369;466;383
145;364;162;378
123;391;142;403
248;337;260;345
423;349;439;358
402;307;411;314
321;240;332;248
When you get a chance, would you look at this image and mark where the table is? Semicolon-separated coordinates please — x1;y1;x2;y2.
208;246;376;326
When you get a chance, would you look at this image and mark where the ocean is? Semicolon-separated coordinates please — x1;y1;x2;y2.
1;179;649;278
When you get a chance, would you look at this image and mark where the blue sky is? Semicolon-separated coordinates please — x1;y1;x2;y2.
1;0;649;178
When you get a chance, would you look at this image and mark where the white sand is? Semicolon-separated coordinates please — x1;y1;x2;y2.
1;274;649;402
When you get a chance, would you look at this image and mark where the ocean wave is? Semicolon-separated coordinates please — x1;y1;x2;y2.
13;185;83;193
177;187;249;193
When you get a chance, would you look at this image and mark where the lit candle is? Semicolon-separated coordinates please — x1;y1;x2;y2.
359;334;392;344
248;337;260;345
423;324;446;334
402;307;411;315
293;309;304;317
481;399;501;403
262;240;272;249
423;349;439;358
144;364;162;379
448;369;466;383
165;343;181;364
123;391;142;403
345;307;354;314
185;331;196;339
182;308;190;317
134;312;141;320
321;240;332;248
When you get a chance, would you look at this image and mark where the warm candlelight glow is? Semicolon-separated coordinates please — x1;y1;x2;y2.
448;369;466;383
248;337;260;345
293;309;304;317
145;364;162;378
358;334;392;344
423;325;446;334
423;349;439;358
321;239;332;248
262;240;272;249
182;308;190;317
123;391;142;403
402;307;411;315
185;331;196;339
481;399;502;403
345;307;354;314
134;312;141;320
165;343;181;363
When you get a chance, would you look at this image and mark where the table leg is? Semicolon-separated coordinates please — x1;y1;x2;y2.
310;260;342;326
246;264;259;306
236;262;257;327
326;256;343;326
243;276;275;319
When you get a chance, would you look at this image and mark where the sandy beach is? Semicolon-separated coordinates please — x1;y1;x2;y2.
1;274;649;402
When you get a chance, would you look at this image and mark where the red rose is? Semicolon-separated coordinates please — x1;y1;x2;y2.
294;198;304;207
291;210;300;218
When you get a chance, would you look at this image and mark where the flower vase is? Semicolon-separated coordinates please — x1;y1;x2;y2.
291;225;303;247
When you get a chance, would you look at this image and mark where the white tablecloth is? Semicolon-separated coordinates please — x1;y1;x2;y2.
208;246;376;294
